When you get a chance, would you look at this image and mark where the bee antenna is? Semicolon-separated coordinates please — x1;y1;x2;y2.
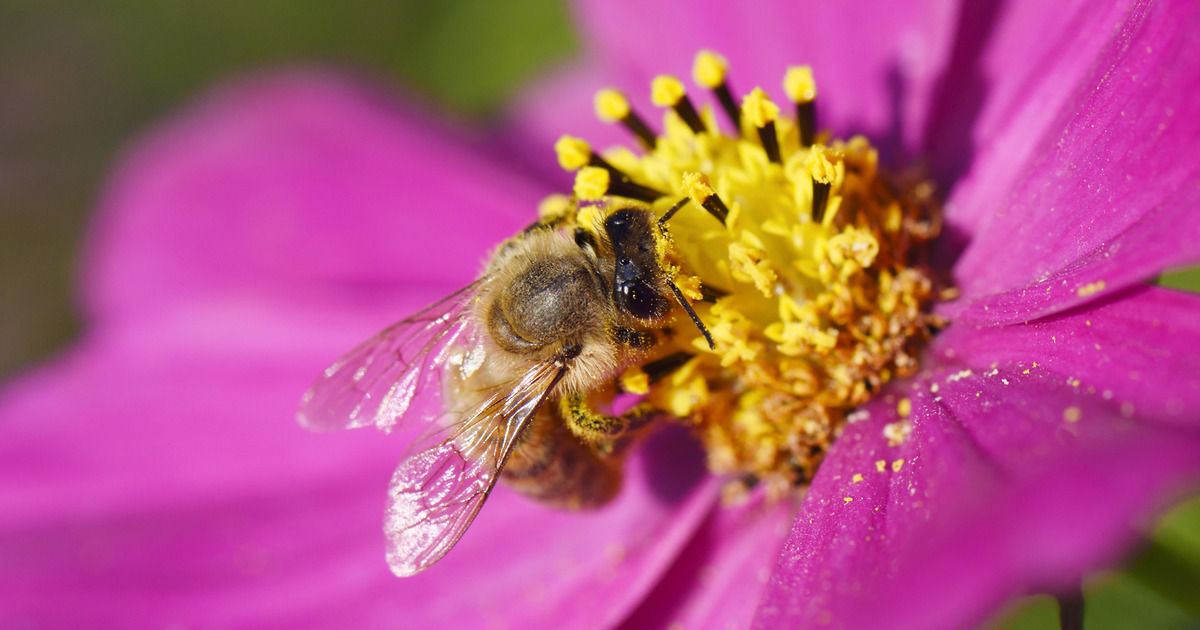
666;281;715;349
657;197;690;231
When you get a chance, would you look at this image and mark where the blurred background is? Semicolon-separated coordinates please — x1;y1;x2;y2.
0;1;1196;627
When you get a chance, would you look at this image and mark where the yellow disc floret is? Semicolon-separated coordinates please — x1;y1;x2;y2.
548;52;943;494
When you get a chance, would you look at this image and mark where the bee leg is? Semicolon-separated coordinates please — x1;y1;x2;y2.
602;403;662;456
559;394;629;450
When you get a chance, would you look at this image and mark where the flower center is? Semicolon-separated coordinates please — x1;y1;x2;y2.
550;51;943;496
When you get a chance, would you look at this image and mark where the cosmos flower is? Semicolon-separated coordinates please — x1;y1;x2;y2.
3;0;1200;628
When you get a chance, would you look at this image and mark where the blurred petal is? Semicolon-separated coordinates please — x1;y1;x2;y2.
616;493;796;630
0;297;717;629
505;0;961;174
754;286;1200;629
83;70;543;324
940;0;1200;324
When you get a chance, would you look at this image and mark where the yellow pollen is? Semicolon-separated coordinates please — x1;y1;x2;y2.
682;171;716;206
808;146;841;184
573;166;610;201
537;194;571;219
594;88;631;122
693;50;729;88
783;65;817;103
1077;280;1106;297
542;52;943;491
651;75;687;107
742;87;779;127
555;135;592;171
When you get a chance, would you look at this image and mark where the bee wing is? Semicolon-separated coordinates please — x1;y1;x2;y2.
384;358;567;577
297;280;486;433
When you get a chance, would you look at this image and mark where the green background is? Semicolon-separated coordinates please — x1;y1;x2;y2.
0;1;1196;627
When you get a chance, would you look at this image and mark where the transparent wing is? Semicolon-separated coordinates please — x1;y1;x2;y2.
383;358;567;577
297;280;485;433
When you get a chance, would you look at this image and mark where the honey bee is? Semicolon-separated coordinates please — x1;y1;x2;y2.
297;199;715;577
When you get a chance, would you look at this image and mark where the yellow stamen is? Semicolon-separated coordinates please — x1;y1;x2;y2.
784;65;819;146
555;135;592;171
783;66;817;103
742;88;779;127
594;88;631;122
693;50;729;88
651;75;687;107
683;171;715;205
542;52;942;493
573;166;610;201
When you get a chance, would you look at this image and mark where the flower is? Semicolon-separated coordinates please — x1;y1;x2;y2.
3;1;1200;629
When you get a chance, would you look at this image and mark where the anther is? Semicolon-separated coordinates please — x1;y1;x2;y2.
651;75;706;135
808;147;838;222
682;172;730;225
554;135;595;171
693;50;741;132
783;65;818;147
556;135;658;193
573;166;664;203
742;88;782;164
595;88;657;151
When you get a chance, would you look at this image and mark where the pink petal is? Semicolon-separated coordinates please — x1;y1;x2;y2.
0;297;718;629
83;70;544;324
930;0;1136;233
754;286;1200;629
941;0;1200;324
616;493;797;630
505;0;961;176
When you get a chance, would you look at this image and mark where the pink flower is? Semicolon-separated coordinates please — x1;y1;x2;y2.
3;0;1199;628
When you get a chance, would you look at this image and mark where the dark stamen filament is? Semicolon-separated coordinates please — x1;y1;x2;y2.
641;351;695;383
812;179;831;222
757;121;782;163
713;82;742;133
698;191;730;225
608;177;665;203
621;111;657;151
673;96;706;135
797;101;816;147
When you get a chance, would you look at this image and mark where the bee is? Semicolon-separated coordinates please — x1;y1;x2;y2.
297;199;716;577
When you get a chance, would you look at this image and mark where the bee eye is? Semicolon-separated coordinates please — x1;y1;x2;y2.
616;278;669;320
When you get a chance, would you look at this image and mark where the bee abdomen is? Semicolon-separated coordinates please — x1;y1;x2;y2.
502;411;620;509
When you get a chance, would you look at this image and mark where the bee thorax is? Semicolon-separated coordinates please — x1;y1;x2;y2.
491;255;605;354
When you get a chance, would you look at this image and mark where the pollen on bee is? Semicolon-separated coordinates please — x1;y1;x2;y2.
546;49;944;492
